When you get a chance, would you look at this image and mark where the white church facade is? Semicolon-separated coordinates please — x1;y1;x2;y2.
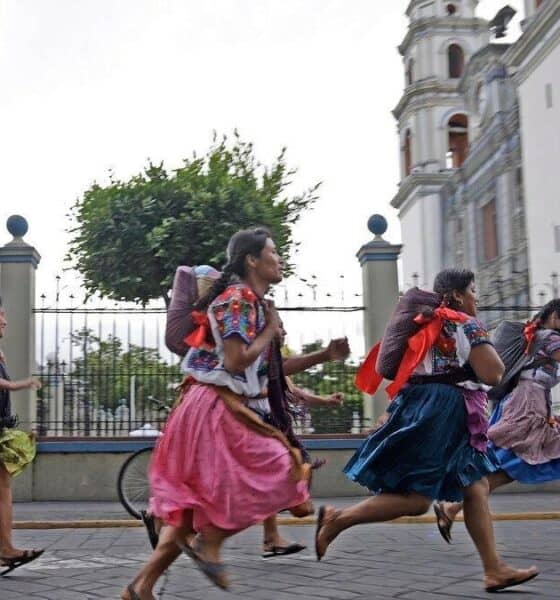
392;0;559;326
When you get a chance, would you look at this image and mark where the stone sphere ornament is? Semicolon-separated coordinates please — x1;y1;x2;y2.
367;214;388;237
7;215;29;238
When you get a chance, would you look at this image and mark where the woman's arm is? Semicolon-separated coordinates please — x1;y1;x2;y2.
0;377;41;391
291;386;344;407
468;344;505;386
283;338;350;376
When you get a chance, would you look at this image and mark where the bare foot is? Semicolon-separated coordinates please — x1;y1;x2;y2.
315;506;340;561
484;563;539;592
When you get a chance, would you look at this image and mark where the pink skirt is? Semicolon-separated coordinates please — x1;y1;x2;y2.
149;384;310;531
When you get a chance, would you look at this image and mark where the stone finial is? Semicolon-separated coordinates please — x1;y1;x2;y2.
7;215;29;239
367;214;388;241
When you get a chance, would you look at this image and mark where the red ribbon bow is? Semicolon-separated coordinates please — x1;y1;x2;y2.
355;306;469;400
184;310;211;348
523;320;538;355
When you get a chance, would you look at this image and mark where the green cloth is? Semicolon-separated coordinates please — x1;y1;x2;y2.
0;428;36;477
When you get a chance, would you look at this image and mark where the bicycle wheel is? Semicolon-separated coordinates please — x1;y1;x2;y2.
117;446;153;519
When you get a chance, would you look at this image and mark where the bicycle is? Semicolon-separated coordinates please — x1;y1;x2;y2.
117;399;170;519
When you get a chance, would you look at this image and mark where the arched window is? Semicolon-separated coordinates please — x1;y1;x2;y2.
406;59;414;86
404;130;412;176
448;44;465;79
447;4;457;15
448;114;468;168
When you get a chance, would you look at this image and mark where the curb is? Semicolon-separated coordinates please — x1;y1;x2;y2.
13;511;560;530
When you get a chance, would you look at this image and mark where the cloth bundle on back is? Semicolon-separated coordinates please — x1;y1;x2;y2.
164;265;221;357
488;321;551;401
355;287;469;398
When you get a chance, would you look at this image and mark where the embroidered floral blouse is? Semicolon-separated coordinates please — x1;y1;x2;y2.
519;330;560;390
413;318;492;389
182;283;270;398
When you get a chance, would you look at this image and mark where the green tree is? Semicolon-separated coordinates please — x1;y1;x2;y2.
67;132;319;305
69;328;181;414
289;341;364;434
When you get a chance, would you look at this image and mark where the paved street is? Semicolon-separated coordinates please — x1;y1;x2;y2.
4;505;560;599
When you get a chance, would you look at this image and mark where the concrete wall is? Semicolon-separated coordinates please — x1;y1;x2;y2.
12;440;560;502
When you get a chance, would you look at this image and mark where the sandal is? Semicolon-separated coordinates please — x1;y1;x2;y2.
125;584;142;600
262;541;306;558
485;567;539;593
140;510;159;550
0;549;44;576
433;502;453;544
314;505;326;561
177;540;229;591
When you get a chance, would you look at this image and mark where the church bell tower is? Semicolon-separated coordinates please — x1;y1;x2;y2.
391;0;489;288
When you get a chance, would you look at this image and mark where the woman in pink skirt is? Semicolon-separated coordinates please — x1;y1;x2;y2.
122;228;312;600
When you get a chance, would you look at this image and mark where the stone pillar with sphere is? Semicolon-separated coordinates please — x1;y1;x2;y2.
357;215;402;427
0;216;41;431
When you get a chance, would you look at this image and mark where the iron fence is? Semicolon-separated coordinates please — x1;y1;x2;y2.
33;300;367;437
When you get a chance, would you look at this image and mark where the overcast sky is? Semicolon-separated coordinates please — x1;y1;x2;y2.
0;0;524;309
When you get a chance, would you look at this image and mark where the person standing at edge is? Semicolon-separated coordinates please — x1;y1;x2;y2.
0;297;43;575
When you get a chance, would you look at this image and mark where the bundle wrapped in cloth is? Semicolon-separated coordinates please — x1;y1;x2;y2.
165;265;221;357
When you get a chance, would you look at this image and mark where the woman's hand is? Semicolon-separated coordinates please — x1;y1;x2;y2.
326;393;344;406
325;338;350;361
26;378;42;390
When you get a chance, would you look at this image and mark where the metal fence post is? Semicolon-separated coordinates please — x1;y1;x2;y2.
0;215;41;431
357;215;402;427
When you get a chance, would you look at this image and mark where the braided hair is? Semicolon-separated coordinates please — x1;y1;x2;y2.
433;268;475;310
533;299;560;330
195;227;272;311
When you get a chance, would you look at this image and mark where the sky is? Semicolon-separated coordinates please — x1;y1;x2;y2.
0;0;524;338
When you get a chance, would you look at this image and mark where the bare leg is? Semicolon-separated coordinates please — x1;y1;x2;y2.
262;514;305;554
0;463;14;556
122;511;194;600
263;515;290;548
440;469;514;522
462;478;538;588
316;492;431;559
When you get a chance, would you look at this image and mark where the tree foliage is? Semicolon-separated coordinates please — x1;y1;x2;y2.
67;133;320;305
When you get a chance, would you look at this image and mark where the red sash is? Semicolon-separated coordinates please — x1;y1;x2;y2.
355;307;469;399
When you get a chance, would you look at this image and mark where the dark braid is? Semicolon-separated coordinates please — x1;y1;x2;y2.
195;227;271;311
433;268;475;309
533;299;560;330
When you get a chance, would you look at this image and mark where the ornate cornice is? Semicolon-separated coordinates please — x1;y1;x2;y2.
390;173;452;211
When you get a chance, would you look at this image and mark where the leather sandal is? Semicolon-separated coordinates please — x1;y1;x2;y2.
0;549;44;576
262;541;306;558
433;502;453;544
177;540;229;591
485;567;539;593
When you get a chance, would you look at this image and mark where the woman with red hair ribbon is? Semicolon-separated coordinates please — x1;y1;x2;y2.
314;269;538;593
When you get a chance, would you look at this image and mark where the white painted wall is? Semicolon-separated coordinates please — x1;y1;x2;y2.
518;40;560;303
399;191;443;288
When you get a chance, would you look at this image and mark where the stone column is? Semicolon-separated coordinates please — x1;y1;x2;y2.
0;216;41;431
357;215;402;426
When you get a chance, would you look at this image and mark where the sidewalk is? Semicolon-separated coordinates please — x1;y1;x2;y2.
13;492;560;527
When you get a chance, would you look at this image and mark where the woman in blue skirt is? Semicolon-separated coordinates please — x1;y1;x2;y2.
314;269;538;593
434;299;560;544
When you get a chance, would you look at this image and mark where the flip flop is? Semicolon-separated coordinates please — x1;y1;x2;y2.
0;549;44;576
262;542;306;558
433;502;453;544
485;568;539;593
177;540;229;591
140;510;159;550
314;505;326;561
